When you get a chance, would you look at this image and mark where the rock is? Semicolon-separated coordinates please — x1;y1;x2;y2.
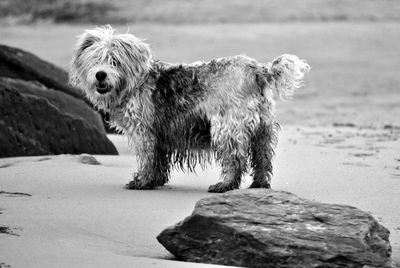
157;189;395;268
0;44;114;133
0;77;105;133
78;154;101;165
0;44;119;156
0;44;84;100
0;86;118;157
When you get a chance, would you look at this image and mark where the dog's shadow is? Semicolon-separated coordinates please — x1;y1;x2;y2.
157;185;210;195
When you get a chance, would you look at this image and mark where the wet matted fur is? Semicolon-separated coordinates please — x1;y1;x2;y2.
69;25;310;193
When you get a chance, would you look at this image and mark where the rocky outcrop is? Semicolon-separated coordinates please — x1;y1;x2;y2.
0;84;117;157
0;44;84;100
157;189;395;268
0;44;114;133
0;44;118;157
0;77;105;133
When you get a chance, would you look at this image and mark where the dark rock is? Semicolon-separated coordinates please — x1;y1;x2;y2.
0;44;114;133
0;86;118;157
0;44;84;100
0;44;118;156
0;77;105;133
157;189;395;268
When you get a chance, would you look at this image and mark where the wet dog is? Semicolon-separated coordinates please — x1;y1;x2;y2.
69;25;309;192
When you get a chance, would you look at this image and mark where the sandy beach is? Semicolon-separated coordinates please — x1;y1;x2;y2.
1;125;399;267
1;1;400;265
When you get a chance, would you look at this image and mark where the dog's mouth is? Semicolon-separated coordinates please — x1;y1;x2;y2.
96;82;111;94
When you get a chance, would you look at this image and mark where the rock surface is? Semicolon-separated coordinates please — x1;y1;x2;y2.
0;44;84;100
78;154;101;165
0;44;118;156
0;86;118;157
157;189;395;268
0;77;105;133
0;44;114;133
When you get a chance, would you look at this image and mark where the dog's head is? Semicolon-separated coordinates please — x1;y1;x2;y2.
69;25;152;110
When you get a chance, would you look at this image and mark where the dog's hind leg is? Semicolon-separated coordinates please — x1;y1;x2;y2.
208;155;247;193
126;142;171;190
208;115;250;193
249;121;278;189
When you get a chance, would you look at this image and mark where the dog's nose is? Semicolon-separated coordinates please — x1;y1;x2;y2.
95;71;107;81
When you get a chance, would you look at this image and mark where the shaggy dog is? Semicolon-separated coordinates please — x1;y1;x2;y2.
69;25;309;193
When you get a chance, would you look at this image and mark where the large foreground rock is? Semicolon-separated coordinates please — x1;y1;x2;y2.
157;189;395;268
0;86;118;157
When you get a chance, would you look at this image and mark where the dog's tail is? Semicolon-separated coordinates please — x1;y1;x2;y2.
263;54;310;100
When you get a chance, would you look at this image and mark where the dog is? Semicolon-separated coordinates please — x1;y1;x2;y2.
69;25;309;193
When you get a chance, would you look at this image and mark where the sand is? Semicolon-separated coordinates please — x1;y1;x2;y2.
1;125;399;267
0;5;399;265
1;20;399;268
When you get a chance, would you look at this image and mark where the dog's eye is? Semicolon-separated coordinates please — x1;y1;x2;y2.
110;57;118;67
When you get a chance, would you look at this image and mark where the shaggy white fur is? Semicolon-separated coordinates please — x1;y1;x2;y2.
70;25;310;193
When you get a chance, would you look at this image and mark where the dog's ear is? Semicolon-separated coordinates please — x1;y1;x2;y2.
75;31;98;57
69;30;100;87
113;33;152;78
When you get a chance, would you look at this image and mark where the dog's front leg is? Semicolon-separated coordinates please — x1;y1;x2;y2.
126;140;171;190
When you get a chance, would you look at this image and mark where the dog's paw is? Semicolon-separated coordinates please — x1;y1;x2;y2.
125;174;156;190
208;182;238;193
125;180;155;190
248;180;271;189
